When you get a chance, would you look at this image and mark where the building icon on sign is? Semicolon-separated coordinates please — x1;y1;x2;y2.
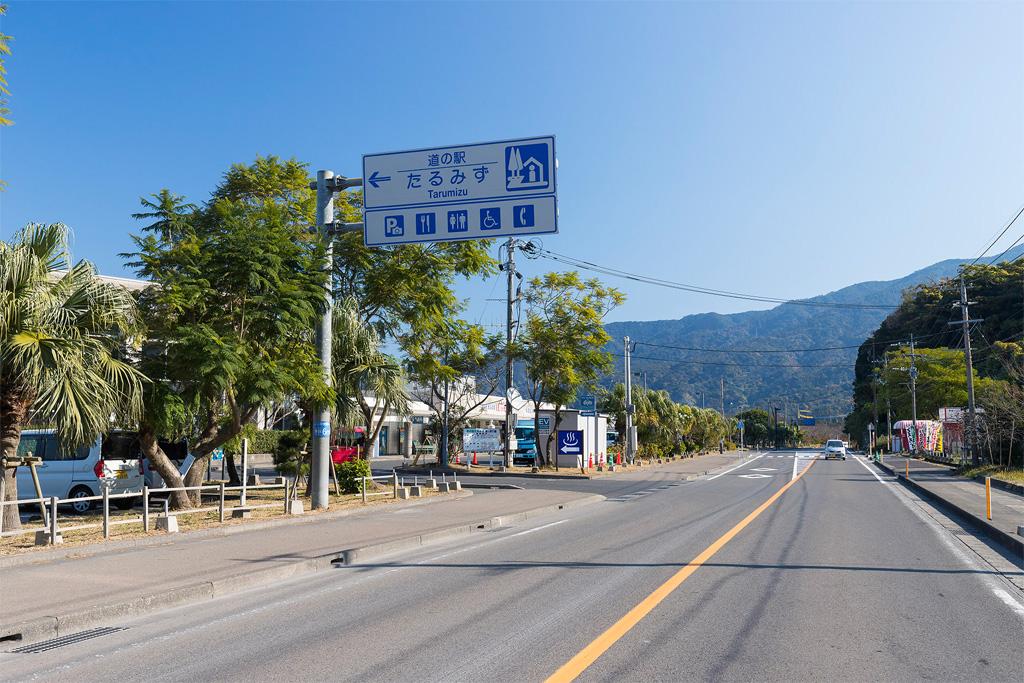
505;143;549;191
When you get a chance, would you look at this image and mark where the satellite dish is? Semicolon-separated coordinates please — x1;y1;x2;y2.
506;387;521;404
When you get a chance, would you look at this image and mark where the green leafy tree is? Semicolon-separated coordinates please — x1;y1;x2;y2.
1;224;146;529
403;317;502;464
124;157;329;508
519;272;624;467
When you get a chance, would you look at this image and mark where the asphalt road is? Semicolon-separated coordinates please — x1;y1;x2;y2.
3;453;1022;682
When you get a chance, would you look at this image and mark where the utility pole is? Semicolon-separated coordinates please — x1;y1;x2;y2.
624;337;634;463
503;238;517;469
950;274;983;466
720;377;725;417
909;334;919;454
310;170;363;510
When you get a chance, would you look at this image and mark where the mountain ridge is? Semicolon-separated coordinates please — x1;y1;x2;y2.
602;245;1024;419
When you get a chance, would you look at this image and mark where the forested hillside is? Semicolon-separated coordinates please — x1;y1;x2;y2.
845;258;1024;466
603;247;1024;419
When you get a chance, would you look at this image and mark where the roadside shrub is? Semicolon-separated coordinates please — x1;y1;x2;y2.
273;430;308;477
337;459;372;494
249;429;287;454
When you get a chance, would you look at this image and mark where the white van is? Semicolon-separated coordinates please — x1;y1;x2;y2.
15;430;146;513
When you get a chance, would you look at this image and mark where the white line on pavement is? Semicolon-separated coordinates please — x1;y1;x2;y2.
852;455;1024;622
791;455;799;481
708;453;763;480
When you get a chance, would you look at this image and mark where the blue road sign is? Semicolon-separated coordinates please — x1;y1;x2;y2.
211;447;224;461
313;421;330;438
557;430;585;456
362;136;558;246
737;419;745;431
580;395;596;411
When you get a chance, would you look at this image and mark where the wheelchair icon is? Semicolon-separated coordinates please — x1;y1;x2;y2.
480;208;501;230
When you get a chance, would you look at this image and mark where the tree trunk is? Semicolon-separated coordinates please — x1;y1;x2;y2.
0;389;32;532
533;400;544;468
139;426;192;511
223;452;242;487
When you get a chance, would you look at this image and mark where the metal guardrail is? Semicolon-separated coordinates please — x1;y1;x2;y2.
0;481;288;545
0;471;420;545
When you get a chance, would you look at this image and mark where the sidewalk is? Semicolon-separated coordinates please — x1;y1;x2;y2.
0;487;602;645
879;455;1024;557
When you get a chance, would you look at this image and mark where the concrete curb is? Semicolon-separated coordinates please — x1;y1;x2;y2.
0;493;605;647
0;491;474;570
874;460;1024;558
395;467;594;481
970;475;1024;497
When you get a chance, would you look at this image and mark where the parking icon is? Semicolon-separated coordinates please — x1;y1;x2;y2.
513;205;535;228
384;215;404;237
480;208;502;230
415;212;436;235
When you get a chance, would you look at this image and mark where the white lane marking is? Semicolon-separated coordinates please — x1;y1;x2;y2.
739;474;772;479
992;588;1024;618
751;468;777;472
708;453;763;480
504;519;568;537
8;514;578;676
852;455;1024;622
791;455;798;481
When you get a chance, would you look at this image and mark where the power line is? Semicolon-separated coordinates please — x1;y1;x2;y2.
971;203;1024;265
989;231;1024;265
531;248;898;310
633;331;947;355
628;353;853;368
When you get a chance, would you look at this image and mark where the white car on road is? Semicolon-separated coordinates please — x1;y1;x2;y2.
823;439;847;460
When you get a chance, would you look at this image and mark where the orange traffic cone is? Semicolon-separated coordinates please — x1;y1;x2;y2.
472;452;478;466
616;452;622;465
588;453;593;469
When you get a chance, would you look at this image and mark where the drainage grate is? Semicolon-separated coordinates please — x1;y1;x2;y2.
9;627;127;654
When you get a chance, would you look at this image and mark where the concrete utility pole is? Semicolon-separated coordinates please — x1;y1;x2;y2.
909;334;919;454
624;337;634;463
720;377;725;417
503;238;517;469
951;274;983;466
310;170;363;510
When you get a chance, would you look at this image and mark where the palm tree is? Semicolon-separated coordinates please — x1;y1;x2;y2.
1;223;146;530
332;298;408;458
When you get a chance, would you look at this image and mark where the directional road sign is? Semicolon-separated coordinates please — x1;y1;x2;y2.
362;136;558;246
557;430;584;456
580;394;597;417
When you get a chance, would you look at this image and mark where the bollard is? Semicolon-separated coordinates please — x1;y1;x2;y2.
986;477;992;520
905;460;909;479
49;496;59;545
362;477;367;503
102;487;110;540
218;481;226;523
283;480;290;514
393;472;399;499
142;486;150;532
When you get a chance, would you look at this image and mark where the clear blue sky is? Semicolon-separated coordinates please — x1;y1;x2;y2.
1;1;1021;328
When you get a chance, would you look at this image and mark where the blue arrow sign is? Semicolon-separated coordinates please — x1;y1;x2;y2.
367;170;391;189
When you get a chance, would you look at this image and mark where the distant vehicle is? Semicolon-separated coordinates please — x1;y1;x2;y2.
823;439;847;460
842;441;850;449
513;421;538;466
15;430;145;513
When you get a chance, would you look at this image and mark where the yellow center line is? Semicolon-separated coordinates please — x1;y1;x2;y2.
545;459;816;683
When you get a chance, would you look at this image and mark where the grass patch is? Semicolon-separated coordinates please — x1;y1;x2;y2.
959;465;1024;485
